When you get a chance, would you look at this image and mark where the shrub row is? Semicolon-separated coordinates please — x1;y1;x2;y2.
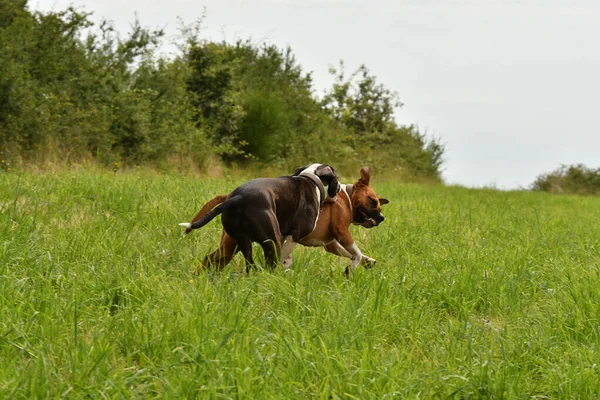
1;1;444;181
532;164;600;196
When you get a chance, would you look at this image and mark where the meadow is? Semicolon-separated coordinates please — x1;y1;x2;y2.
1;168;600;398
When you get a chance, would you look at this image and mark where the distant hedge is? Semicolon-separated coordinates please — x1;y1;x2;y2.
532;164;600;196
1;1;444;181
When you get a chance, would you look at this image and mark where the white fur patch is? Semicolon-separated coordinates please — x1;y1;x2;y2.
328;241;350;258
281;235;298;269
179;223;191;228
344;242;363;272
314;186;322;210
300;163;336;203
300;163;321;176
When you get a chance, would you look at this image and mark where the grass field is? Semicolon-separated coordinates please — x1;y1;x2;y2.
1;169;600;398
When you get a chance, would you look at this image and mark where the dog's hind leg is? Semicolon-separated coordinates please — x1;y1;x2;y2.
235;237;255;273
252;210;283;270
196;230;239;273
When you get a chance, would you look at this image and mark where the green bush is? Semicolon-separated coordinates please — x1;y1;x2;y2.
532;164;600;196
1;1;444;181
321;62;444;181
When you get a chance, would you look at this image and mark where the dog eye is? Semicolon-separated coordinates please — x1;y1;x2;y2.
369;197;378;208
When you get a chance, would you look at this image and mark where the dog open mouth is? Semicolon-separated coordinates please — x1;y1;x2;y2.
356;207;378;228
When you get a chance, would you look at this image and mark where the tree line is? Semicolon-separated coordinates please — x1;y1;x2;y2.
0;1;444;181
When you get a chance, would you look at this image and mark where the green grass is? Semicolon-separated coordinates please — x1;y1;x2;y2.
1;169;600;398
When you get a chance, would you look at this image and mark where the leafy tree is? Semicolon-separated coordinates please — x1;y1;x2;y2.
0;0;26;29
184;38;321;163
321;62;443;181
322;62;401;144
0;3;209;168
1;1;444;181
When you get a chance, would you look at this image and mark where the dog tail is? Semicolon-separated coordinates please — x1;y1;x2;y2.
181;194;229;234
179;194;243;232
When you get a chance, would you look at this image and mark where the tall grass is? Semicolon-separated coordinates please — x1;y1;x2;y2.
1;170;600;398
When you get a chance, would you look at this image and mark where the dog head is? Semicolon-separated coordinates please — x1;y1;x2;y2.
293;163;341;203
349;167;389;228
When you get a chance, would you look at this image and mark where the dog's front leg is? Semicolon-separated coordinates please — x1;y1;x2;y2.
326;241;376;269
337;241;378;277
281;236;297;269
343;242;363;277
360;255;377;267
325;241;353;258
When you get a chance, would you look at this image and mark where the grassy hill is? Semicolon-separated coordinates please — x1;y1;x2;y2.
1;169;599;398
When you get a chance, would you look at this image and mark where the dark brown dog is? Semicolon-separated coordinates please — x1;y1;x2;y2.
186;167;388;275
180;164;340;271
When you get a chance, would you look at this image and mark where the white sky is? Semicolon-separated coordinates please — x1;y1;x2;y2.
32;0;600;189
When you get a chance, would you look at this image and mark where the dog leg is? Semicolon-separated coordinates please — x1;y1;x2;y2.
333;241;369;277
325;241;353;258
281;236;298;269
360;255;377;268
326;241;376;269
345;243;363;277
251;210;283;271
197;230;239;273
282;254;293;269
260;239;281;271
234;237;254;273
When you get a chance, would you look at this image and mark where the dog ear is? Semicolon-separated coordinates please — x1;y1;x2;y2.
292;165;308;176
379;198;390;205
328;175;340;198
315;165;341;198
314;165;336;181
359;167;371;185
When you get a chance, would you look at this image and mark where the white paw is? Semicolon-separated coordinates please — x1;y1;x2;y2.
282;256;293;269
363;257;376;268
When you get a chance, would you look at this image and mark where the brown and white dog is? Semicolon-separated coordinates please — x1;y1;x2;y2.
184;166;389;276
179;164;340;271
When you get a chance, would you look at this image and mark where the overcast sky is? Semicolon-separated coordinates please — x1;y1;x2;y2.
32;0;600;189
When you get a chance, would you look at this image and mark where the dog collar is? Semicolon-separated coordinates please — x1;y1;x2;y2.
298;172;326;207
343;184;354;214
344;184;354;199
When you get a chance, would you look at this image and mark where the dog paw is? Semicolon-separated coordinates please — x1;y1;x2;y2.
363;258;376;269
282;256;293;269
